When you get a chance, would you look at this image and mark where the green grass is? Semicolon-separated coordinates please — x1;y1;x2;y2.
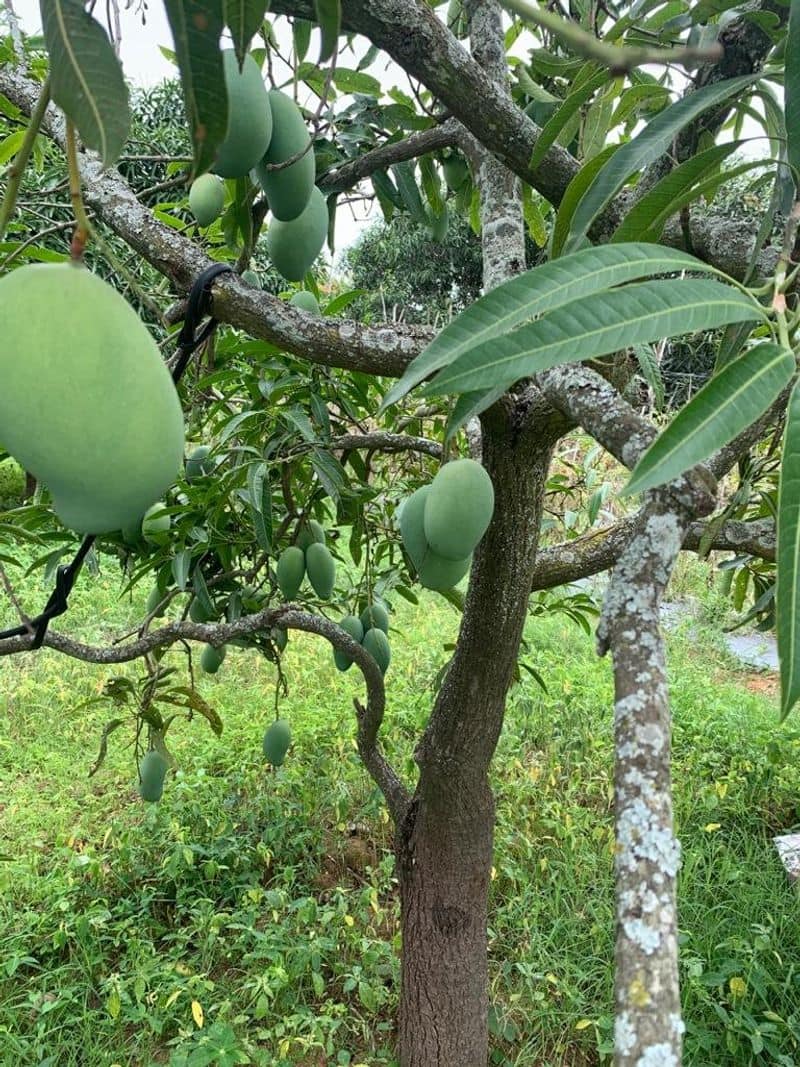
1;556;800;1066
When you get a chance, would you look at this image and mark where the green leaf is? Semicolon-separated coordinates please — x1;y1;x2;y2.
380;243;726;411
611;141;742;244
0;129;26;166
444;385;507;443
225;0;269;68
314;0;340;63
551;143;617;258
624;343;794;496
421;278;763;397
530;68;608;172
778;378;800;718
163;0;227;177
40;0;130;166
171;548;193;590
332;68;381;96
787;0;800;189
562;73;758;254
391;161;427;223
247;460;272;553
293;18;312;63
192;566;216;617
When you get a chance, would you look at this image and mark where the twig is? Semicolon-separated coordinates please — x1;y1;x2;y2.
0;76;51;243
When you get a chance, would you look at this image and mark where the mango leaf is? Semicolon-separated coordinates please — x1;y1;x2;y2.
163;0;227;177
562;73;758;254
778;378;800;718
380;244;727;411
247;460;272;553
787;0;800;189
40;0;130;166
530;67;608;172
551;143;617;257
192;567;216;617
611;141;742;243
314;0;340;63
391;160;427;223
624;343;794;496
420;278;764;397
225;0;269;68
171;548;193;590
445;385;507;444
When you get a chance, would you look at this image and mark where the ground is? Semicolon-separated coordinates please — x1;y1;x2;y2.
1;555;799;1065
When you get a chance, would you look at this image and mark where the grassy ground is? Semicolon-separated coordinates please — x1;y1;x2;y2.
1;554;799;1066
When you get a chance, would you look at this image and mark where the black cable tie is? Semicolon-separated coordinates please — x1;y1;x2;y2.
0;263;233;651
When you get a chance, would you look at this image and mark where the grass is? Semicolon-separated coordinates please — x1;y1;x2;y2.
1;553;800;1065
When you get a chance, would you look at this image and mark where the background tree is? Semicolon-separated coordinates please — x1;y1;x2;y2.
0;1;796;1065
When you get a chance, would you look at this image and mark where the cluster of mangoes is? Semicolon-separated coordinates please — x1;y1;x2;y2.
400;458;494;590
276;519;336;601
187;51;326;282
334;601;391;676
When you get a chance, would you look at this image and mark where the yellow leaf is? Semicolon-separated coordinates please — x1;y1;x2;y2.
715;781;728;799
575;1019;593;1030
729;976;747;998
344;914;354;927
491;866;497;880
191;1000;204;1028
545;973;558;985
164;989;181;1009
106;990;120;1019
704;823;721;833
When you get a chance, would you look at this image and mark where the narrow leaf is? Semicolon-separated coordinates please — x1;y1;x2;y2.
445;385;507;444
380;244;728;411
40;0;130;166
171;548;193;590
778;378;800;718
530;68;608;172
163;0;227;177
563;73;758;253
421;278;764;397
392;161;427;224
624;343;794;496
787;0;800;189
314;0;340;63
225;0;269;68
551;143;617;258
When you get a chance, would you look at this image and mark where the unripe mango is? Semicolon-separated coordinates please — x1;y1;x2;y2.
255;90;315;221
277;545;305;600
360;602;389;635
399;486;430;572
442;151;469;192
214;51;273;178
0;263;184;534
189;174;224;226
263;718;291;765
362;627;391;675
142;503;171;544
201;643;226;674
333;614;364;672
418;550;471;591
146;586;167;618
186;445;214;481
266;186;328;282
305;542;335;599
424;458;494;561
139;749;168;802
289;290;321;315
189;597;214;623
296;518;325;551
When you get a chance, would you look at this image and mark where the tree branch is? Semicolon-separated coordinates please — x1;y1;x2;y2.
331;431;443;458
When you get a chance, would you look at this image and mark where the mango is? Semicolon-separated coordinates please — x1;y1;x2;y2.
200;643;226;674
360;602;389;635
266;186;328;282
186;445;214;481
214;51;273;178
289;290;321;315
424;458;494;560
418;550;471;591
0;263;184;534
189;597;214;623
296;518;325;551
277;545;305;600
142;503;171;544
139;749;168;802
333;613;364;672
442;151;469;192
189;174;224;226
255;90;315;221
362;627;391;675
271;626;288;651
399;486;430;571
146;585;167;618
305;542;335;599
263;718;291;765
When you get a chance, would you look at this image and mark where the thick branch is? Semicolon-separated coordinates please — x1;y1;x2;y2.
319;119;461;197
331;431;442;458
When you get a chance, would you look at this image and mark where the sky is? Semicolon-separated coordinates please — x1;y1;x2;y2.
9;0;380;254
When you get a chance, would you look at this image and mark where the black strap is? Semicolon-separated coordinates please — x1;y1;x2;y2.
0;263;232;649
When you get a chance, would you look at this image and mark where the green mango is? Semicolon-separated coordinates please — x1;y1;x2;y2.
139;749;168;803
424;458;494;561
189;597;215;623
296;518;326;551
289;289;321;315
362;627;391;675
333;613;364;672
305;542;336;600
255;90;316;221
418;550;471;591
146;585;167;617
200;643;226;674
359;602;390;635
266;186;328;282
399;485;431;571
214;51;273;178
277;545;305;600
185;445;214;481
142;503;171;544
263;718;291;765
188;174;224;226
442;151;469;192
0;263;184;534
